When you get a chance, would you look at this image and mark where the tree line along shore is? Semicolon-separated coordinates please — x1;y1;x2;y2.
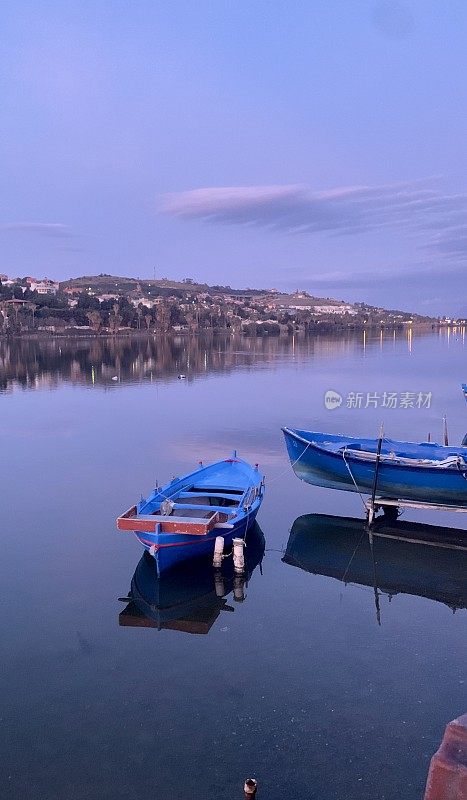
0;273;450;337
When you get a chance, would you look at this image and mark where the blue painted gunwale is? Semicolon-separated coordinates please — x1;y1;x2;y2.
282;427;467;507
125;457;264;574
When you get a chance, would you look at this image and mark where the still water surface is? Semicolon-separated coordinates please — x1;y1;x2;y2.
1;330;466;800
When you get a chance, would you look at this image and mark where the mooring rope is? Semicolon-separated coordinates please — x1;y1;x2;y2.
342;447;367;510
341;526;368;583
265;439;314;487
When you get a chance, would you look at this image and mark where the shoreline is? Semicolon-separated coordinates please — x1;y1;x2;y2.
0;321;451;341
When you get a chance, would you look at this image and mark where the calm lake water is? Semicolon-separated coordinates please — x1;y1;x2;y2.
1;329;466;800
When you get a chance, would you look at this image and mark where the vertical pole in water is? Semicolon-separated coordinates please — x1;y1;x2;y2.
233;538;245;574
368;423;384;529
443;415;449;446
369;535;381;626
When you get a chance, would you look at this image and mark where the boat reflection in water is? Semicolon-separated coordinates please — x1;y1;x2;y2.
119;523;265;634
283;514;467;619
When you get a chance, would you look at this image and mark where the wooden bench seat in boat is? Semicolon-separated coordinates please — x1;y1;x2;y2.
117;508;220;534
178;491;242;502
171;502;236;514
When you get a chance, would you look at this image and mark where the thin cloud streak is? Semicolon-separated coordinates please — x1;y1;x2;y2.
430;225;467;259
285;261;465;288
161;181;467;261
0;222;71;238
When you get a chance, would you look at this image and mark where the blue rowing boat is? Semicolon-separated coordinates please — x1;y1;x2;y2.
462;383;467;403
117;454;264;574
282;427;467;507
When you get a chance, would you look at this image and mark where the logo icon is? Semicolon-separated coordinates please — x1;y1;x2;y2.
324;390;342;410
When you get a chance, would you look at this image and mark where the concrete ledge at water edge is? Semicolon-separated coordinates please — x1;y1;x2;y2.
424;714;467;800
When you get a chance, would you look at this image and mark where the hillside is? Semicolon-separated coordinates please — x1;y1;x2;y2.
59;274;435;321
60;274;267;297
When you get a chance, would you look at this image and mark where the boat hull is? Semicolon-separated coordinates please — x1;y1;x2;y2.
282;428;467;507
136;507;260;574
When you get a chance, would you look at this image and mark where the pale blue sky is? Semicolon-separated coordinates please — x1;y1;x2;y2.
1;1;466;313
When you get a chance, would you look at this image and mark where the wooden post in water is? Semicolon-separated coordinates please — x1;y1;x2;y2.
243;778;258;796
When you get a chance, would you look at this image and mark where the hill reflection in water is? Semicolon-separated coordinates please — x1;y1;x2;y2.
0;328;435;393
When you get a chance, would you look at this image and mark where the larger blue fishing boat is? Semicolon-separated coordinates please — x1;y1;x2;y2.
282;428;467;507
117;455;264;574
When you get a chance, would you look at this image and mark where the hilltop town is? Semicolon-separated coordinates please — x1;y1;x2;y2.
0;272;452;336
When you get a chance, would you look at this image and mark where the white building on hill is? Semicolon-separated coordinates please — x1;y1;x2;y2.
313;304;357;315
28;278;59;295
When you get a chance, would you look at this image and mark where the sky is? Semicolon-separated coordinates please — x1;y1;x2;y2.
1;0;466;315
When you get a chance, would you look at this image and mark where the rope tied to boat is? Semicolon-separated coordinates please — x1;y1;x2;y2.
341;526;368;583
266;438;314;486
342;446;367;510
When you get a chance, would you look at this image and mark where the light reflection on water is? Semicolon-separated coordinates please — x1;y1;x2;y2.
0;327;456;393
0;329;465;800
